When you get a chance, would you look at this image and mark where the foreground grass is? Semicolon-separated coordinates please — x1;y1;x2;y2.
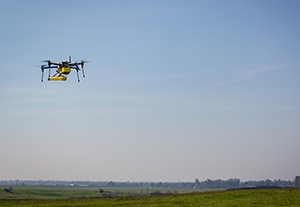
0;188;299;207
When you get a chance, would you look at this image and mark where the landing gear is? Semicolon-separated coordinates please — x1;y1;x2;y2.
48;75;67;81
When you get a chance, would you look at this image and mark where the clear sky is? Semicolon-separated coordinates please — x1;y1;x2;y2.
1;0;300;182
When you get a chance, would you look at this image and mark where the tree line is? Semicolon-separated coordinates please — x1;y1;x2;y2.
0;178;295;189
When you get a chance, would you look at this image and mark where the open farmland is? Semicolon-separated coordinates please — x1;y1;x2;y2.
0;186;200;199
0;188;299;207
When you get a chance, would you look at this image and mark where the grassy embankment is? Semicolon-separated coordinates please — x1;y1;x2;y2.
0;187;299;207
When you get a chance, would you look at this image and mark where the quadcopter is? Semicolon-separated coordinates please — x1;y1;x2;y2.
40;56;88;82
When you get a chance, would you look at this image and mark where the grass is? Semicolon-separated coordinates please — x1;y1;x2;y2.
0;186;196;199
0;187;299;207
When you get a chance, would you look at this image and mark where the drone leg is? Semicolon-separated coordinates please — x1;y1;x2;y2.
82;67;85;78
76;69;80;82
48;68;51;78
41;69;44;82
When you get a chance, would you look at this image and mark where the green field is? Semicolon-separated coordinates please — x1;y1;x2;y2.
0;187;299;207
0;186;198;199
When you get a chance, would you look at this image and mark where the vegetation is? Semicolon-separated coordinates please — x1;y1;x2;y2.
0;187;299;207
0;178;295;189
0;186;197;199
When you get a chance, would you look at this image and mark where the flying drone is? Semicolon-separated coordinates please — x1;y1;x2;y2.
40;56;88;82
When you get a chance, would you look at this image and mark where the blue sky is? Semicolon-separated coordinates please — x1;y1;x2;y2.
1;0;300;182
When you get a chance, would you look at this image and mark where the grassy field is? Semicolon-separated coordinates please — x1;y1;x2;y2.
0;187;299;207
0;186;197;199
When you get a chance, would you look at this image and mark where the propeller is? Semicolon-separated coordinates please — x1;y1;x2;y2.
41;60;51;67
79;60;89;68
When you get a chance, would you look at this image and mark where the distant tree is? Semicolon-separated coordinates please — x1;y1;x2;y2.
265;179;272;186
228;178;240;188
195;178;200;188
107;181;115;187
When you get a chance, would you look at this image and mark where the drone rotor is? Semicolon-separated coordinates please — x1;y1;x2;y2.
41;60;52;67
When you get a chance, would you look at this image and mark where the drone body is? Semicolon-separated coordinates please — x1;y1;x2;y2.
40;56;88;82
